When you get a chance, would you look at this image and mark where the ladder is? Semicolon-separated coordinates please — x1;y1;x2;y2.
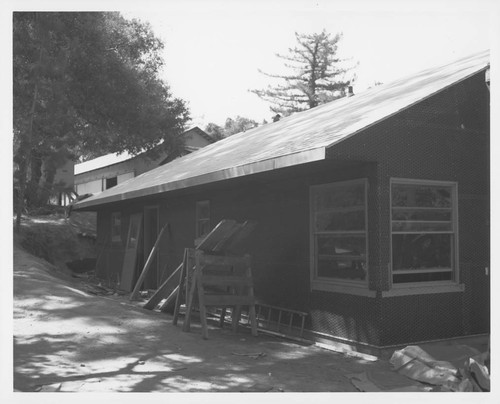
254;302;308;338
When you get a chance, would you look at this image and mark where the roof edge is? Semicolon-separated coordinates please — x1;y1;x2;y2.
74;147;326;210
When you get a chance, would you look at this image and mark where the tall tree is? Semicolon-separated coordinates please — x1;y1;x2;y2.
251;30;356;115
13;12;189;228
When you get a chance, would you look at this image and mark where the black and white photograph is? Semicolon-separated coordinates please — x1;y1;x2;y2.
4;0;499;400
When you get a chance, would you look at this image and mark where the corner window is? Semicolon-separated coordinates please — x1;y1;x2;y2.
196;200;211;239
391;179;457;284
111;212;122;242
310;179;368;287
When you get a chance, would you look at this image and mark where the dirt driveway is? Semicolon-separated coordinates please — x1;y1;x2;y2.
13;246;419;393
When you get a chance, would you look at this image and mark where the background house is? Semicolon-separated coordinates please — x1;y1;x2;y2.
74;51;489;350
74;126;213;196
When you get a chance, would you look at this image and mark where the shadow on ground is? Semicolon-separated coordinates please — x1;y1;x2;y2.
14;246;401;393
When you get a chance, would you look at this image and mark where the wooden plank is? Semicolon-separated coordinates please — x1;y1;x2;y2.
182;264;198;332
120;213;143;292
212;223;243;252
198;254;246;267
143;261;182;310
223;221;257;254
159;285;180;312
130;223;169;300
195;260;209;339
244;255;258;336
173;249;189;325
196;220;237;251
203;295;255;306
200;275;253;286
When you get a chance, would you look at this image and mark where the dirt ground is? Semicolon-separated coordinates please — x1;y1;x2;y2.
12;243;423;394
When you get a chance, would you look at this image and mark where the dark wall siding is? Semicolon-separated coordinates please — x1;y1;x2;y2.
310;292;383;345
380;294;464;345
326;73;489;344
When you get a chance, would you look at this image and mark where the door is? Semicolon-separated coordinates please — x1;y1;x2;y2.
120;213;142;292
143;206;160;289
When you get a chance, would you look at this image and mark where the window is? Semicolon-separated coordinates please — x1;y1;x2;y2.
111;212;122;242
391;179;457;284
310;179;368;286
196;200;211;239
106;176;117;189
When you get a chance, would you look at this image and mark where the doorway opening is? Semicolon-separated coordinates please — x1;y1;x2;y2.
143;206;160;289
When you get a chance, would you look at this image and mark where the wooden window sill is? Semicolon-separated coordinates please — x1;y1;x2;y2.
381;283;465;297
311;280;376;297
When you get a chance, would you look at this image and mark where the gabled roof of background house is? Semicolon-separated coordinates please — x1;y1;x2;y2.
74;126;212;175
74;50;489;210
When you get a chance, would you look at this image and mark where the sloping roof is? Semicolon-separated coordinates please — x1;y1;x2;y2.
75;50;489;210
74;126;211;175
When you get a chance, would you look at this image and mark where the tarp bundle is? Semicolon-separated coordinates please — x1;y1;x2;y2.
390;344;490;392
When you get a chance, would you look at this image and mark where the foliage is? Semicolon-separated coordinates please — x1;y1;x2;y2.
251;30;356;115
13;12;189;225
204;122;226;141
204;116;259;140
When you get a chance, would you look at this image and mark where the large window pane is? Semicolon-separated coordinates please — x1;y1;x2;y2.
317;234;366;281
315;183;365;210
392;233;452;271
317;235;366;258
392;184;451;208
311;179;367;284
391;181;456;285
315;209;365;231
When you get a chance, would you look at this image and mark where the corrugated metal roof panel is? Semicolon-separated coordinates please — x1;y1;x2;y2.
74;50;489;210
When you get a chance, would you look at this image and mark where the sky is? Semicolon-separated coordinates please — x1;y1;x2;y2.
116;0;499;128
4;0;498;128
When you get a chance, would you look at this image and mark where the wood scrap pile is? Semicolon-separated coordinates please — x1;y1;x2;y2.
83;283;115;296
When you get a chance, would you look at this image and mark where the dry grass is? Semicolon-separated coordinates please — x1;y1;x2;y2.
14;212;97;270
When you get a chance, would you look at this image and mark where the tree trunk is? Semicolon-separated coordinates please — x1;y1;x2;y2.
26;149;43;207
15;13;42;232
15;83;38;232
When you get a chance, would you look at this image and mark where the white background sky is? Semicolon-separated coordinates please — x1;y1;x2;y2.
118;0;498;128
5;0;499;128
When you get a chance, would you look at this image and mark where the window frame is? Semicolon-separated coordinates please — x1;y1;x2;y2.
309;178;372;295
111;212;122;243
105;176;118;189
389;178;460;290
195;200;211;240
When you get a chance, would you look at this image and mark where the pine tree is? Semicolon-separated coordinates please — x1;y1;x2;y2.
251;30;356;115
